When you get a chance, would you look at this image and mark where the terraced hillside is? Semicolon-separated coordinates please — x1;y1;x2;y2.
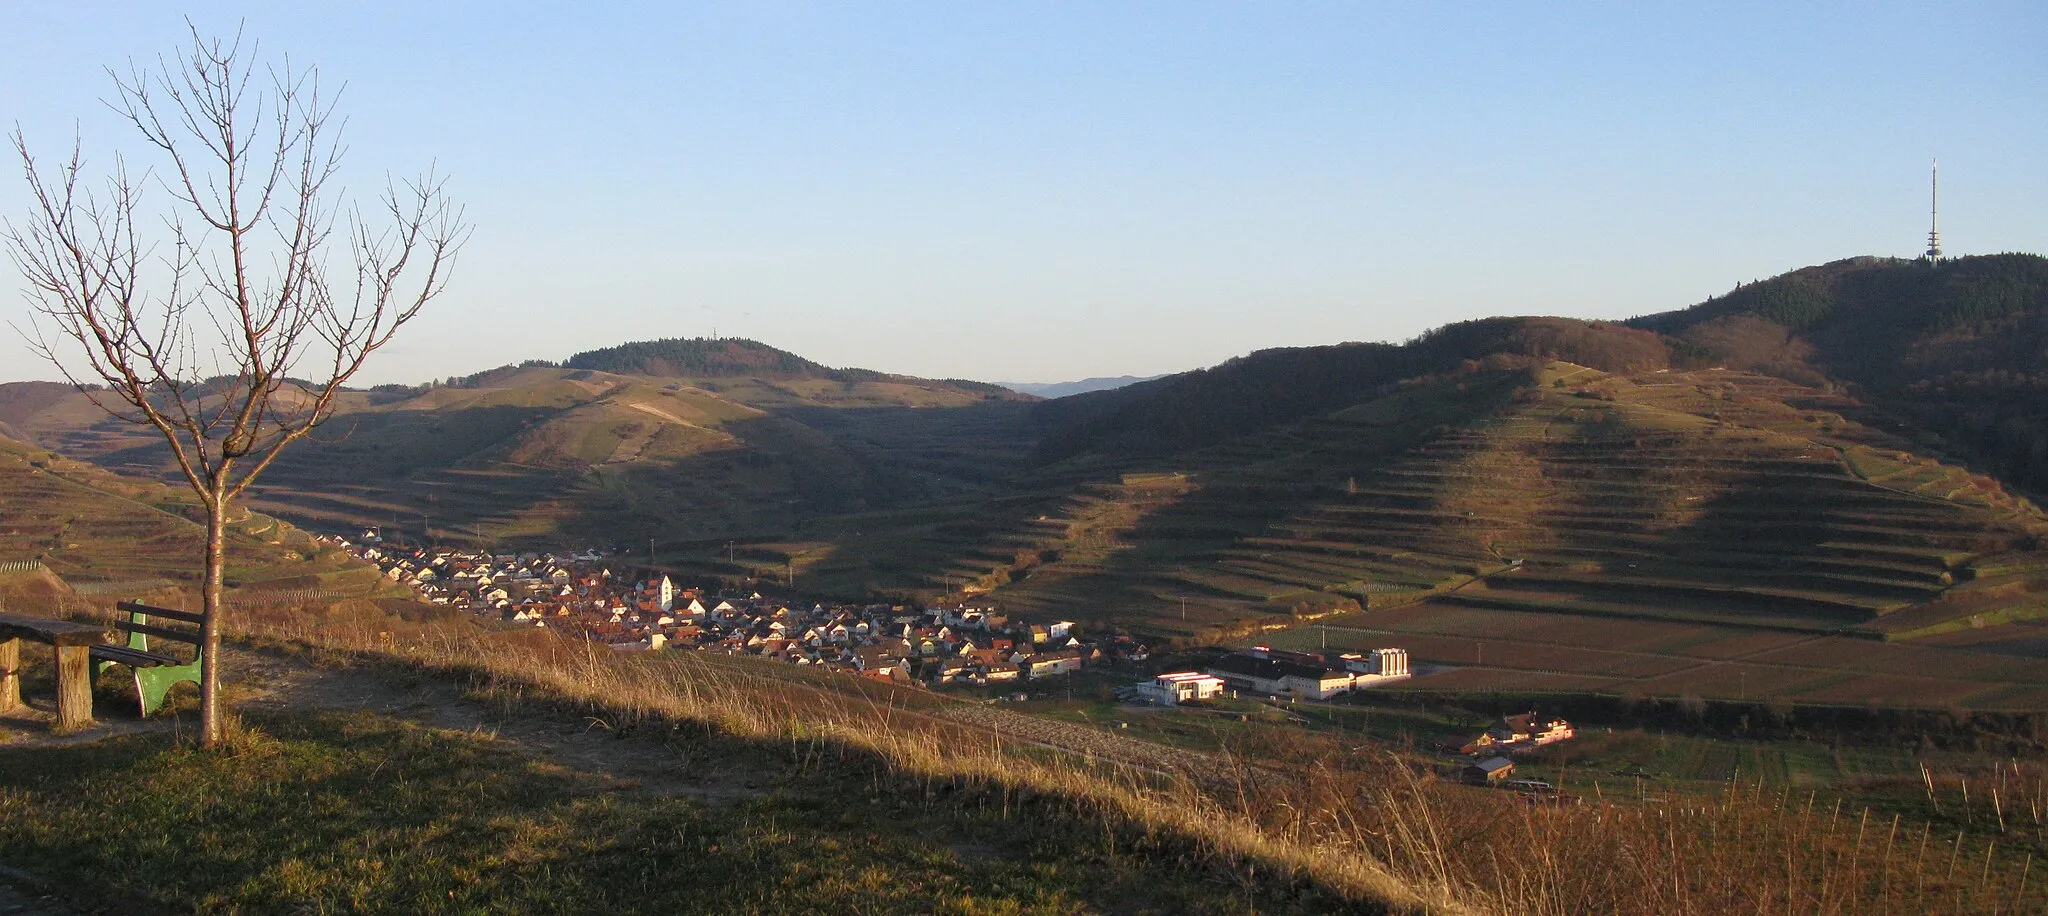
1354;367;2044;637
0;438;374;599
887;364;2048;651
1;357;1037;559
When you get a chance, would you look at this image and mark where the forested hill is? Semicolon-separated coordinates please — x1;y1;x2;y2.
1032;316;1672;460
565;337;840;379
1632;253;2048;490
1633;253;2048;342
1034;255;2048;491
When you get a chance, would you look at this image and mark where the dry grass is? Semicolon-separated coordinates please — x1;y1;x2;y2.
235;608;1443;913
138;599;2032;915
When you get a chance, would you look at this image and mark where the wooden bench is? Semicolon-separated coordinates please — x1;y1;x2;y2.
92;601;206;717
0;613;113;730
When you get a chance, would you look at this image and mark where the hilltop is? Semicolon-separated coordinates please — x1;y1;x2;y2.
565;336;838;378
559;336;1021;401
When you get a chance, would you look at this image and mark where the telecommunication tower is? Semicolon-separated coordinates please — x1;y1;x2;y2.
1924;158;1943;263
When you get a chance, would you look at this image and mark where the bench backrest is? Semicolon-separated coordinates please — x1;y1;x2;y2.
113;600;205;658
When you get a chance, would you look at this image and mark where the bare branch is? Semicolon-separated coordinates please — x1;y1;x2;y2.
7;25;462;748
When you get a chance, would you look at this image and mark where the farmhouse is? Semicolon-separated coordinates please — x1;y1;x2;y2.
1462;711;1577;755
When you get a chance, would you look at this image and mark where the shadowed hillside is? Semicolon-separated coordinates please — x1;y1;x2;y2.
1033;317;1672;461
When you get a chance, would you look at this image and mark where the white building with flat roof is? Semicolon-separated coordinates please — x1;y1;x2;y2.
1135;671;1228;706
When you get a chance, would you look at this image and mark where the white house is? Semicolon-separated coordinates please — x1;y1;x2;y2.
1135;672;1227;706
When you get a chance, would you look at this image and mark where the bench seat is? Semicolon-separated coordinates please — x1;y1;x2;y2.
89;643;184;668
95;601;205;716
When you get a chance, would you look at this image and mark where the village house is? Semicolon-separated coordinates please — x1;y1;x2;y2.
1024;650;1084;679
1134;672;1228;706
1462;712;1576;755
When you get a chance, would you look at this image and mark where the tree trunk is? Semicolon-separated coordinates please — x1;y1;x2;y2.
199;490;227;747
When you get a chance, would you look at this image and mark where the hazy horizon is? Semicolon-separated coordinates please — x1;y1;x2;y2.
6;2;2044;387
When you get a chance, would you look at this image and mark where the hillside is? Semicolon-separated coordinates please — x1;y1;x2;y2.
1633;253;2048;490
893;361;2048;625
1032;317;1672;460
11;265;2048;703
0;351;1038;561
0;437;375;600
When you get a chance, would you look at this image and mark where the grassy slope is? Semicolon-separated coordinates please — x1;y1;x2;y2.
0;709;1324;914
8;600;2044;914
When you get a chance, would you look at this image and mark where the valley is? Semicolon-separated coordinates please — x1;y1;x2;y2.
5;256;2048;713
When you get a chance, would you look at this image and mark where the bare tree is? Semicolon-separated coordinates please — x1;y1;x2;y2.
5;27;465;747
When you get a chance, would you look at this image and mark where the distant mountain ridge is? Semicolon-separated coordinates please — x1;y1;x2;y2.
996;376;1160;399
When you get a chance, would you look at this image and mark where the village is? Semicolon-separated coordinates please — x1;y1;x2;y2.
337;533;1575;783
335;534;1147;687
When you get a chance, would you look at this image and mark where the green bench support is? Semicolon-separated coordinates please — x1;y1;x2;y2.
92;600;205;717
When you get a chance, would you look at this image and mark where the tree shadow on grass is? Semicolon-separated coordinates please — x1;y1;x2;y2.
0;708;1378;915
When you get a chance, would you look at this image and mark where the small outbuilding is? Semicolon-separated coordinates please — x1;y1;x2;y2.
1463;756;1516;785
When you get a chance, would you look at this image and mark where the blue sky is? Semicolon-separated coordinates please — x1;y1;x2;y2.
4;3;2044;385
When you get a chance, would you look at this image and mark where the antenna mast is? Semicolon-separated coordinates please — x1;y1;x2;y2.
1924;158;1943;262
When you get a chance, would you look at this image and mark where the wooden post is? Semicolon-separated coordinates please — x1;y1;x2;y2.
0;637;19;712
54;644;92;731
